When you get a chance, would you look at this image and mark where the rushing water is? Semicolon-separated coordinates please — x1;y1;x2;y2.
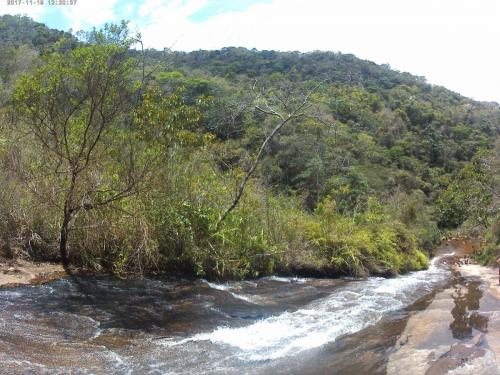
0;256;454;374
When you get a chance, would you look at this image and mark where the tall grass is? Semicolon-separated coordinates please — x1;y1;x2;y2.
0;143;431;279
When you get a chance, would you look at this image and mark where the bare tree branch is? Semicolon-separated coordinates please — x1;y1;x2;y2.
217;80;327;227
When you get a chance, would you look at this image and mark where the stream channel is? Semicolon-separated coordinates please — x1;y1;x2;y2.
0;244;490;374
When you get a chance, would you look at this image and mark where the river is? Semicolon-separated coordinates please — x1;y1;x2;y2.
0;250;479;374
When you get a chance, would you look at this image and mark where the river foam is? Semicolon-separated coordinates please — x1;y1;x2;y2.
203;280;259;304
162;256;451;361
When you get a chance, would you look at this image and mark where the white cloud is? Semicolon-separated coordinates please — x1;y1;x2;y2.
139;0;208;20
123;3;135;18
137;0;500;103
130;0;207;49
0;0;119;32
0;2;46;20
61;0;119;31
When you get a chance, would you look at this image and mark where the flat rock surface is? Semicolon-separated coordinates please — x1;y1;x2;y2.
0;259;65;287
387;259;500;375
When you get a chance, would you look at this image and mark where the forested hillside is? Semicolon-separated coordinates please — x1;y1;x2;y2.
0;15;76;87
0;16;498;279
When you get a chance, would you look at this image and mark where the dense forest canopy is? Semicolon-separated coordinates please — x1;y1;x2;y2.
0;15;498;279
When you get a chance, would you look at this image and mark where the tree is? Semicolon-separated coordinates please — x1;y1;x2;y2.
217;80;324;226
437;151;494;228
11;25;147;268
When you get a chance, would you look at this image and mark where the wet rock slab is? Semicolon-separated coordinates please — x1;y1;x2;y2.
426;340;486;375
388;265;500;375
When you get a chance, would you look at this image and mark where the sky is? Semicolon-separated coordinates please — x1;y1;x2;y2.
1;0;499;103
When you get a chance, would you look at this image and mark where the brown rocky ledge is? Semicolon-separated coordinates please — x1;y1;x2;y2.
387;240;500;375
0;259;66;288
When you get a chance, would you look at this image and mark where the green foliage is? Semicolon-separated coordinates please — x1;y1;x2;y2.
327;169;370;214
303;196;428;276
1;17;500;280
0;14;74;51
12;40;141;209
9;23;169;267
437;153;493;228
472;215;499;266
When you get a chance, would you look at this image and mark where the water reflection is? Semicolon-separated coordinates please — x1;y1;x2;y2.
449;279;488;339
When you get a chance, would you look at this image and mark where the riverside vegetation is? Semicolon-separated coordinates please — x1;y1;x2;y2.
0;16;498;280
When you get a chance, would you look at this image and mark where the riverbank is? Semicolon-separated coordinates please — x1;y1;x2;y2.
0;237;484;287
387;241;500;375
0;258;66;287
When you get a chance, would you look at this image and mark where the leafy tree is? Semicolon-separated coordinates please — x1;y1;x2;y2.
328;169;370;214
11;26;147;267
437;152;493;228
